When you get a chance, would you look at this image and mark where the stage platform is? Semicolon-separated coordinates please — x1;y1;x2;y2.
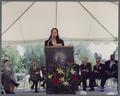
1;86;117;96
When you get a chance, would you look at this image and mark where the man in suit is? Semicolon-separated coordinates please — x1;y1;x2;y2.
90;57;105;91
100;54;118;92
80;57;93;91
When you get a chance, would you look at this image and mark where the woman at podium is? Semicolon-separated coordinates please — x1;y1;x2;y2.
45;28;64;47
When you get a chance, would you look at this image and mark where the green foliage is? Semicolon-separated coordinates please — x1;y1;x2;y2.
23;43;44;69
74;42;95;65
2;42;95;73
2;43;44;73
2;45;25;73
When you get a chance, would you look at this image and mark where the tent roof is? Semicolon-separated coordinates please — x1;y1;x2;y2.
2;1;118;43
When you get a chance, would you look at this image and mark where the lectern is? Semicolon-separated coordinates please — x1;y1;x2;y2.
45;46;78;94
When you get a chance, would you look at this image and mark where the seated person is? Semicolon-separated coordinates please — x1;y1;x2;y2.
79;57;93;91
101;54;118;92
29;60;41;93
90;57;105;91
1;60;19;94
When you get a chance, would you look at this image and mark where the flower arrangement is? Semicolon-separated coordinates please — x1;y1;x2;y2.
47;62;80;93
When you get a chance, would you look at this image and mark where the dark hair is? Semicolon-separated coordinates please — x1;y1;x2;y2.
4;60;9;63
48;28;60;40
110;54;115;57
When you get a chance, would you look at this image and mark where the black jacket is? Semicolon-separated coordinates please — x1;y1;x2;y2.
45;39;64;47
104;60;118;73
29;66;41;82
93;63;105;73
80;63;92;74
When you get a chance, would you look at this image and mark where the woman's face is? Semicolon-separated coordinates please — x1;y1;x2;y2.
51;29;58;38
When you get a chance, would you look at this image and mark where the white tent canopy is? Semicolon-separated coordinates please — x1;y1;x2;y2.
2;1;118;42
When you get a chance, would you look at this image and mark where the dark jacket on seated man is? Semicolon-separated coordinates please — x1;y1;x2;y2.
91;57;105;89
79;57;93;91
93;63;105;77
104;60;118;78
80;62;92;75
100;54;118;90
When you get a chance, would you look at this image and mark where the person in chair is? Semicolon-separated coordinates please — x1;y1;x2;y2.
80;57;93;91
100;54;118;92
29;60;41;93
91;57;105;91
1;60;19;94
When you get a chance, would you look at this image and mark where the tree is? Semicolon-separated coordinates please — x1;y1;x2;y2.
2;45;25;73
74;42;95;65
23;43;44;70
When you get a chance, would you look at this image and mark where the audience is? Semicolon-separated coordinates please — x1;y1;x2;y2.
2;53;118;93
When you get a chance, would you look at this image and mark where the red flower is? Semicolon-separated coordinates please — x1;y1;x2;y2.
72;74;78;81
52;78;61;85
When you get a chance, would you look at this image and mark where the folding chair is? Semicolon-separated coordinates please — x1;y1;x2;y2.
1;84;6;94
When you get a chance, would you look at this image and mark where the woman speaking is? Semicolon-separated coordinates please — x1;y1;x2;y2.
45;28;64;47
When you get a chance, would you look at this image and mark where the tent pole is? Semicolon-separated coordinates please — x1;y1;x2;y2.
55;0;58;28
118;0;120;95
0;0;2;94
2;1;8;5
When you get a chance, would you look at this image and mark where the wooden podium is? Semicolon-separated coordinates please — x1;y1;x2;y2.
45;46;78;94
